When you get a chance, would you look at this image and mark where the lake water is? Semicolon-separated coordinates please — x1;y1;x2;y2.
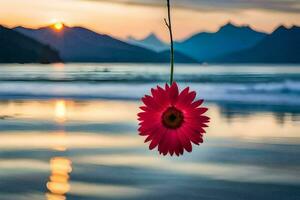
0;63;300;200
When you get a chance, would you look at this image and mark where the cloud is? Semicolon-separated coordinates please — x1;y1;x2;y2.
81;0;300;13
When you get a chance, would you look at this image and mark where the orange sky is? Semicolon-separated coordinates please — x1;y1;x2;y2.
1;0;300;41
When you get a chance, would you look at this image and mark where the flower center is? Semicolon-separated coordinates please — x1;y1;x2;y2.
162;106;184;129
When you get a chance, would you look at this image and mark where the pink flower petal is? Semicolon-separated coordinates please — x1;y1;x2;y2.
169;82;179;105
178;129;192;152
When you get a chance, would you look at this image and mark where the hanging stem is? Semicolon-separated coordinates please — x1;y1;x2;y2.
164;0;174;84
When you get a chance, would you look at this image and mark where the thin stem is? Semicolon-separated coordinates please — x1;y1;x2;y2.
165;0;174;84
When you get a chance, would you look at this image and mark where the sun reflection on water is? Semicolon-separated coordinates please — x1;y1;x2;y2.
53;63;65;70
55;100;67;123
46;157;72;199
52;130;68;152
47;99;72;200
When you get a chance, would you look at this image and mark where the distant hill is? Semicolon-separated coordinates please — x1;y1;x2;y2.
126;33;168;52
211;26;300;63
175;22;267;61
160;50;198;63
14;25;195;63
0;25;61;63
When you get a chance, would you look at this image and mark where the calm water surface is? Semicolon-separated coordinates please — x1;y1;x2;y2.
0;64;299;200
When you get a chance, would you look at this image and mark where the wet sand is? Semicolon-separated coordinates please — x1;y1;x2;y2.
0;99;299;200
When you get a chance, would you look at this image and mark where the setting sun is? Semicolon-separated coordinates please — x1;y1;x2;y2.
53;22;63;30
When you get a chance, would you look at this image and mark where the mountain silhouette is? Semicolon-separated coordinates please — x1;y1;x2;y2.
7;23;298;64
126;33;168;52
211;25;300;63
0;25;61;63
14;25;195;63
175;22;267;61
160;50;198;63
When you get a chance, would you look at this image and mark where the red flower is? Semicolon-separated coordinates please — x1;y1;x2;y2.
138;82;210;156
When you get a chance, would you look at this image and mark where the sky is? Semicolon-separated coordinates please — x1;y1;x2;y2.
0;0;300;41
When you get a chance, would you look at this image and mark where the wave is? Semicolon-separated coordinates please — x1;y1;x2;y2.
1;64;300;84
0;81;300;105
1;64;300;105
1;74;300;84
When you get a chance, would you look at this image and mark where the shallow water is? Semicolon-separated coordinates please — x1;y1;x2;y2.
1;64;300;106
0;64;300;200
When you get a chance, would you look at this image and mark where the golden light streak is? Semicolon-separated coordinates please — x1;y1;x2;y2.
54;100;66;123
0;100;139;123
52;131;68;152
46;157;72;200
52;63;65;70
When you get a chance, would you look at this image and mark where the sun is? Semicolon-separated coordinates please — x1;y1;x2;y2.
53;22;63;31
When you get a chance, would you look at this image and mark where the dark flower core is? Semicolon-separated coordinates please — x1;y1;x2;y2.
162;106;184;129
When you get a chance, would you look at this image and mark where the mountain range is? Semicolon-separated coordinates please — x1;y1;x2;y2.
0;22;299;64
0;25;61;63
211;25;300;63
175;23;267;61
14;25;194;63
129;23;300;64
126;33;168;52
